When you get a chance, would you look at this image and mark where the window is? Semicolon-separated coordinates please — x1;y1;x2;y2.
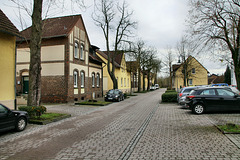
200;89;216;95
92;73;95;87
80;71;84;88
192;68;195;74
124;78;126;87
80;43;84;60
74;71;78;88
216;89;235;96
96;73;100;87
74;41;79;58
188;79;193;85
121;78;123;87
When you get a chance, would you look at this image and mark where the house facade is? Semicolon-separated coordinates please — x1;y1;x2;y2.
0;10;21;109
172;56;208;91
96;51;131;94
16;14;103;103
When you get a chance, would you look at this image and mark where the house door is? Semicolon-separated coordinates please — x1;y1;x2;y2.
22;76;29;94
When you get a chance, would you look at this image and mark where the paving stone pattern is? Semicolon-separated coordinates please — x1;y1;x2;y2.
0;89;240;160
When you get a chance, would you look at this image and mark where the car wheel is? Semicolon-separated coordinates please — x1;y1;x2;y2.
16;117;27;131
117;97;120;102
122;96;124;101
193;104;204;115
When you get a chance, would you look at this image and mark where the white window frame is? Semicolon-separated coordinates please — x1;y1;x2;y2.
188;79;193;85
74;71;78;88
192;68;196;74
81;71;84;88
80;43;84;60
92;73;95;87
74;41;79;59
96;73;100;87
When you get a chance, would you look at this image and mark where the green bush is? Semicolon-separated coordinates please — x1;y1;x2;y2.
167;87;176;90
18;106;47;118
162;92;177;102
165;90;176;93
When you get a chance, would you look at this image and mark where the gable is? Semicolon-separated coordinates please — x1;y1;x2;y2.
0;9;20;37
174;56;209;74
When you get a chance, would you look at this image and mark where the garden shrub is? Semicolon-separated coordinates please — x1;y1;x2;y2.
165;90;176;93
162;92;177;102
18;106;47;118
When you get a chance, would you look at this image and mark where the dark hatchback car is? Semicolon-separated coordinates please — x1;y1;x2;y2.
105;89;124;102
0;104;29;132
185;87;240;114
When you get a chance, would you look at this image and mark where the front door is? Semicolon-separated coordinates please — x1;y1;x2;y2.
22;76;29;94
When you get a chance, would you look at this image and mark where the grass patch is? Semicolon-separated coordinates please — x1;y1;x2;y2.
75;101;112;106
29;113;71;125
217;123;240;134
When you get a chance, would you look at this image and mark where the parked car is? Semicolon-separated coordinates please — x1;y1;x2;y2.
178;86;199;105
150;85;156;90
185;87;240;114
105;89;124;102
155;84;159;89
0;103;29;132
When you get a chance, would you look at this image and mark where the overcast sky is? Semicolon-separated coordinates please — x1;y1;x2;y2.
0;0;227;76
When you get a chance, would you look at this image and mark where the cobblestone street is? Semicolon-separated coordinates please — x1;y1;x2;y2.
0;88;240;160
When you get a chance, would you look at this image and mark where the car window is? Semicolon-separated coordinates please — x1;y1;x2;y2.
216;89;235;96
189;90;198;95
0;104;8;114
108;90;114;94
183;88;194;93
200;89;216;95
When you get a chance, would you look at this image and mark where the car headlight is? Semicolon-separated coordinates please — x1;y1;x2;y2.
115;95;118;98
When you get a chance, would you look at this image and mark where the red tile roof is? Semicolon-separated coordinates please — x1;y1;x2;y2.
19;14;82;40
0;9;20;37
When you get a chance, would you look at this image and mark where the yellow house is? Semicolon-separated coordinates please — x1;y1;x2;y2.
96;50;131;94
0;10;21;109
172;56;208;91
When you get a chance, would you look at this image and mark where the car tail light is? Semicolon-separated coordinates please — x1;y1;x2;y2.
179;93;183;97
187;95;195;99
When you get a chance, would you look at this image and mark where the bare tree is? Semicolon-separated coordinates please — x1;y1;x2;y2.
162;46;174;89
92;0;137;89
188;0;240;90
128;40;149;92
176;36;200;87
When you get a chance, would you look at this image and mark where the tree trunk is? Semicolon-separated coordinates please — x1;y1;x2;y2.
147;71;150;91
137;67;141;92
27;0;43;106
142;71;146;91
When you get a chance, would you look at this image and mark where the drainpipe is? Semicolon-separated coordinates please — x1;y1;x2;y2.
14;43;17;110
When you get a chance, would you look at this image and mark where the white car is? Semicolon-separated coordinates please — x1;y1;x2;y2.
150;86;156;90
155;84;159;89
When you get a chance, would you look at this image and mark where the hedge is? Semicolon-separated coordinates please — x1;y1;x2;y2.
162;92;177;102
18;106;47;118
165;90;176;93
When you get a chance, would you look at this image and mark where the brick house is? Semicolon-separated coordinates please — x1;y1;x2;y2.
16;14;103;103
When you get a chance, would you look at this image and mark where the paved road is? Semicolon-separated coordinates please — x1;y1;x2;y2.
0;88;240;160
